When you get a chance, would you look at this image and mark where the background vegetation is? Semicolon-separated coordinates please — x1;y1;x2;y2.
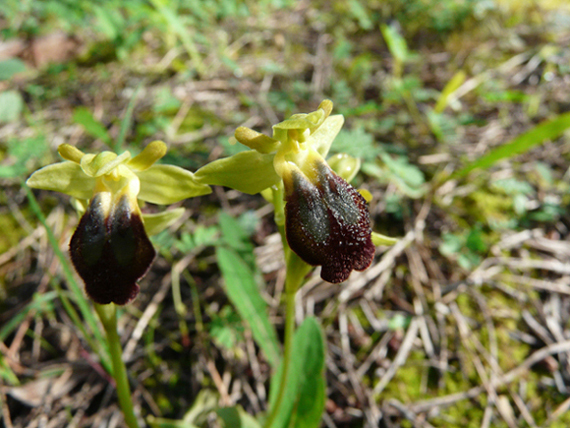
1;0;570;426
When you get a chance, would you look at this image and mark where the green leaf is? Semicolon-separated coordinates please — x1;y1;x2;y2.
452;112;570;180
183;389;219;426
381;24;409;63
0;90;24;123
137;164;212;204
348;0;373;30
0;58;27;81
219;211;254;254
194;151;280;195
217;406;262;428
93;5;121;40
148;389;218;428
26;162;96;199
287;318;326;428
72;107;112;145
209;306;243;350
216;247;281;369
142;207;185;236
115;80;143;153
147;418;199;428
0;136;47;179
330;126;379;161
435;70;466;113
439;233;463;257
267;317;326;428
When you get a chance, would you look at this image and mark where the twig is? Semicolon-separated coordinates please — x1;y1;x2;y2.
373;318;420;395
543;395;570;426
411;339;570;413
123;272;172;361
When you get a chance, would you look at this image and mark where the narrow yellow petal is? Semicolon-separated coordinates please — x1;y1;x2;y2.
317;99;333;120
234;127;280;154
127;141;167;171
58;144;85;163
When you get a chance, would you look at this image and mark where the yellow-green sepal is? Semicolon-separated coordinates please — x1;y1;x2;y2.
308;114;344;158
26;162;96;199
136;165;212;204
273;108;327;131
143;207;185;236
371;232;398;246
235;127;280;154
127;140;167;171
194;151;280;195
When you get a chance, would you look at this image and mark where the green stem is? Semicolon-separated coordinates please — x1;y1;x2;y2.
264;288;295;428
95;304;140;428
264;253;309;428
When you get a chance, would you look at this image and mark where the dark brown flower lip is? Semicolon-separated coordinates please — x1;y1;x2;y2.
284;159;374;283
69;193;156;305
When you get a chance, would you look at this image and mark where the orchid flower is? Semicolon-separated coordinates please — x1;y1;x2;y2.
195;101;394;283
27;141;211;304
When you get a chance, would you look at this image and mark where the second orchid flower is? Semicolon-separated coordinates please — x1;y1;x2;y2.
27;141;211;304
194;100;382;283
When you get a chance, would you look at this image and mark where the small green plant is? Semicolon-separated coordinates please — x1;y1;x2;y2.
25;100;397;427
26;140;211;428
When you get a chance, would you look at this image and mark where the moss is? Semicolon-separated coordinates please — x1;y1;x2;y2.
0;214;23;254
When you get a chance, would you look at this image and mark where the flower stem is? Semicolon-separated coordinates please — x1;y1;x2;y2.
95;304;140;428
264;253;310;428
264;288;295;428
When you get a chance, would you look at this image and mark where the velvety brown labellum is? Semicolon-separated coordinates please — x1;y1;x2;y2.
285;161;374;283
70;194;156;305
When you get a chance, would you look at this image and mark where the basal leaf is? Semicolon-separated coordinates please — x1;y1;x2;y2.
216;247;281;368
72;107;112;145
267;317;326;428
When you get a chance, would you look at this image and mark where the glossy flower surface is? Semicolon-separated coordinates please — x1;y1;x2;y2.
195;100;378;283
27;141;211;304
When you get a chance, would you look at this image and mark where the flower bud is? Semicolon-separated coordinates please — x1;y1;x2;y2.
284;157;374;283
69;192;156;305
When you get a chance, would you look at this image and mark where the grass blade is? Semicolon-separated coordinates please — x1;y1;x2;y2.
452;112;570;180
115;80;143;153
